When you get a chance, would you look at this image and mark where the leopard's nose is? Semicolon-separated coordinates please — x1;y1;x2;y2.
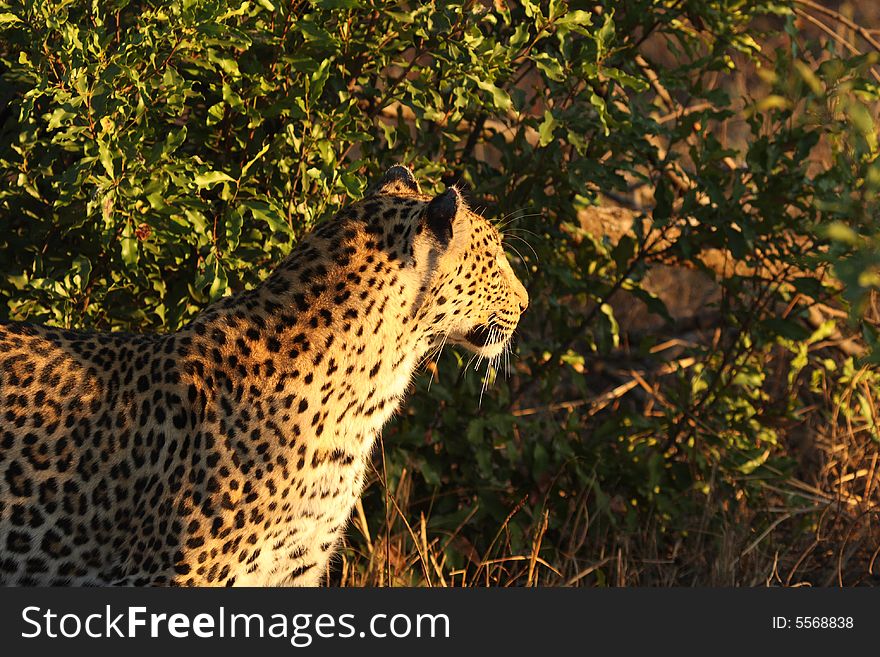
511;279;529;314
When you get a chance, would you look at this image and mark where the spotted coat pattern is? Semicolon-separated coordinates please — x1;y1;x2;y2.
0;166;528;586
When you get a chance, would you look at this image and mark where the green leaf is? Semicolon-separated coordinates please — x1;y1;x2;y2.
589;92;610;135
241;142;271;177
611;234;635;270
120;222;139;269
538;109;557;147
208;260;229;301
653;177;672;223
761;317;811;341
163;127;187;156
790;276;825;298
532;53;565;82
474;78;512;112
309;0;363;8
98;141;114;178
225;207;243;250
509;24;530;49
596;12;616;60
240;199;293;236
208;50;241;77
310;58;331;99
599;302;619;349
603;66;649;92
47;107;76;130
628;286;672;323
194;170;235;188
185;209;208;235
339;171;364;197
71;255;92;292
825;222;858;245
738;449;770;475
521;0;543;20
555;9;592;30
466;419;484;444
222;83;244;111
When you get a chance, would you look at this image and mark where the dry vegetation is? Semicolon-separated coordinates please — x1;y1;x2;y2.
331;1;880;587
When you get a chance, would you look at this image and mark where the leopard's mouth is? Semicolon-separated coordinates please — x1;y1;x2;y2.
448;317;515;358
464;324;508;347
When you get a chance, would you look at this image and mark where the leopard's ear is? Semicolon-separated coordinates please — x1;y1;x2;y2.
374;164;420;194
423;186;464;249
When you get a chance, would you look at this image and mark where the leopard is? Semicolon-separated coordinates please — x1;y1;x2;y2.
0;165;528;586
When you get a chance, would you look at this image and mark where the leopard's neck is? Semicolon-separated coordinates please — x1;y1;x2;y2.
188;217;441;457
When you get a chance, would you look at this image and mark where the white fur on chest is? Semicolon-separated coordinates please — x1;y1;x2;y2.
232;452;369;586
230;344;422;586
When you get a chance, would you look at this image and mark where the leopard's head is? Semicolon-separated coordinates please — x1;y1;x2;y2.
369;165;529;360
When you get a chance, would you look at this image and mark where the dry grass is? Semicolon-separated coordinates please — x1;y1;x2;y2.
328;419;880;587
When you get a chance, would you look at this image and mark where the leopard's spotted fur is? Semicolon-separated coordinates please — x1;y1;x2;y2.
0;166;528;586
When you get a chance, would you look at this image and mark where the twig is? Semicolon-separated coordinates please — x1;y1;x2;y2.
565;557;613;586
794;0;880;53
794;9;880;84
527;510;549;586
513;357;696;417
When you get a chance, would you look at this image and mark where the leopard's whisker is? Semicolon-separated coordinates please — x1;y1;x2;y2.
502;242;533;276
495;210;543;232
503;233;540;265
426;333;450;391
503;226;543;243
493;208;532;231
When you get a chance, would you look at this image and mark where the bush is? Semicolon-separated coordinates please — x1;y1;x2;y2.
2;0;879;585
